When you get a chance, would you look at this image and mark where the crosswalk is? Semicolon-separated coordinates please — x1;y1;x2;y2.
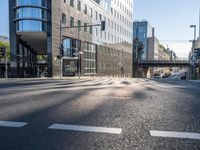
0;78;189;93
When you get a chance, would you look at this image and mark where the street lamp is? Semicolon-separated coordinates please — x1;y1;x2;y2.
120;49;124;77
190;25;196;40
190;25;197;79
78;51;83;79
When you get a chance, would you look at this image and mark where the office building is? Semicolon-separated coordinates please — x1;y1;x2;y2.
133;21;154;60
9;0;133;77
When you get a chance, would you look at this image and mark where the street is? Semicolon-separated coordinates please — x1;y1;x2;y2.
0;78;200;150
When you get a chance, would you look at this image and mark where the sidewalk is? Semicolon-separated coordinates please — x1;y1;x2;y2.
188;80;200;83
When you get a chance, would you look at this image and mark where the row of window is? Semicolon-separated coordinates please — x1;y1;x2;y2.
62;14;132;41
98;62;131;70
98;47;131;58
66;0;132;30
113;0;133;17
110;8;132;28
114;0;132;9
16;0;47;7
16;7;47;20
16;20;47;32
83;42;97;74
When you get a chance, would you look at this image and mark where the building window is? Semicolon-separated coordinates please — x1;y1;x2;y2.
90;8;93;18
95;11;98;20
70;17;74;27
90;26;93;34
77;0;81;11
84;43;97;74
70;0;74;7
84;4;87;14
99;14;102;20
95;27;98;36
62;13;66;25
84;23;87;32
77;20;81;31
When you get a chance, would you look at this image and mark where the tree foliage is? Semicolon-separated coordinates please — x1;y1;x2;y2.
159;44;166;50
0;41;10;60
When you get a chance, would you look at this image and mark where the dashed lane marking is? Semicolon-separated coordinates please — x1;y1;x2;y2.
0;121;28;128
48;124;122;135
150;130;200;140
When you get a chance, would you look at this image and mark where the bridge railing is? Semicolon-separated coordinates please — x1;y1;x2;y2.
139;58;189;64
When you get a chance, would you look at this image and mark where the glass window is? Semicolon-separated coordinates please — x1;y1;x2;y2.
84;23;87;32
16;8;47;19
16;20;47;32
77;0;81;11
84;42;97;74
17;0;47;7
62;13;67;25
90;8;93;18
84;4;87;14
70;0;74;7
90;26;92;34
70;17;74;27
77;20;81;31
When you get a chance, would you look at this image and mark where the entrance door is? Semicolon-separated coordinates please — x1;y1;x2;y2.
63;60;78;76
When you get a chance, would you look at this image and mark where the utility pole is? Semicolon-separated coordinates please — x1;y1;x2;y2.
190;25;197;79
5;47;7;78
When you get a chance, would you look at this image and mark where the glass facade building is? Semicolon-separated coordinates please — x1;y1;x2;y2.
15;0;48;32
133;21;153;60
9;0;133;78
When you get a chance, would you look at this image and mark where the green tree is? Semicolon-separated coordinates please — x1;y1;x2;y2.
0;41;10;60
159;44;166;50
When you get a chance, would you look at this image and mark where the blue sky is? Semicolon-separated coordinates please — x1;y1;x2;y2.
0;0;9;37
134;0;200;57
0;0;200;57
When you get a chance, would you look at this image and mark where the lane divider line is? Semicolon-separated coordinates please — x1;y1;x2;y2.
48;124;122;135
0;120;28;128
150;130;200;140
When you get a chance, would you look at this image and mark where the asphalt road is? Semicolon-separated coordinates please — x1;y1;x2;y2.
0;78;200;150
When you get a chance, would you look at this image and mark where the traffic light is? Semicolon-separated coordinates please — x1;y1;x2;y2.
0;46;6;58
101;21;106;31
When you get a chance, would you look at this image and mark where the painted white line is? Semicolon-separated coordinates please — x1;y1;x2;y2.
152;84;183;88
150;131;200;140
48;124;122;134
0;120;28;128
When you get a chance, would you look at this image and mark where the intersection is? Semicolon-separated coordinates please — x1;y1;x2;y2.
0;78;200;150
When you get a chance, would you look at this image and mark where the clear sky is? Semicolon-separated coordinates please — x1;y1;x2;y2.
0;0;200;57
134;0;200;58
0;0;9;37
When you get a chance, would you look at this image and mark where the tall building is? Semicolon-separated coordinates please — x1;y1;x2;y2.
133;21;154;60
9;0;133;78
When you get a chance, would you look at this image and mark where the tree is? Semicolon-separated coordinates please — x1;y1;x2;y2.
159;44;166;50
0;41;10;60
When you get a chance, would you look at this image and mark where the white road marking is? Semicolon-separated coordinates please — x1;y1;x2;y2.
0;121;28;128
150;131;200;140
151;84;183;88
48;124;122;134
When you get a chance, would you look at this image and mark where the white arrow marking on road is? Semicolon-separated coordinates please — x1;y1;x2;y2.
48;124;122;134
150;131;200;140
0;121;28;128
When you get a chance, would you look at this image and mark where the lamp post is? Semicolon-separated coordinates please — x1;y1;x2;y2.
78;51;83;79
190;25;197;79
120;49;124;77
190;25;196;54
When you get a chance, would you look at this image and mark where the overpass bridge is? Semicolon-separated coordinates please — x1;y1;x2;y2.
138;59;191;67
132;59;199;78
